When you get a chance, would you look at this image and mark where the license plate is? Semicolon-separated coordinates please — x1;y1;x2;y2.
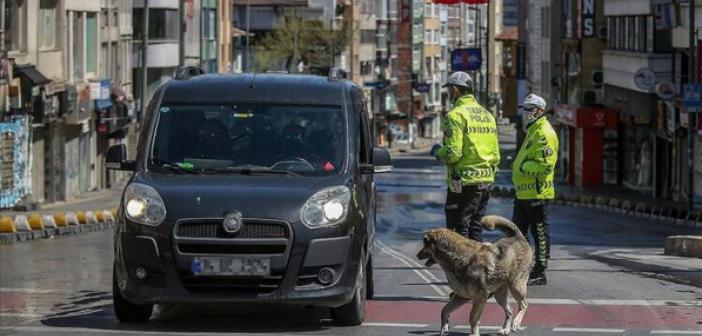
192;257;270;276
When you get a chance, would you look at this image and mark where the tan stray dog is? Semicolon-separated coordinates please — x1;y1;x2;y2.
416;215;533;336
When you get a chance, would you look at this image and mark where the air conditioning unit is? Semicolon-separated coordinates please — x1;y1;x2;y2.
591;69;604;87
582;88;604;106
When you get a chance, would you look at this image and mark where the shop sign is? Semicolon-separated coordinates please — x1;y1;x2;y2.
581;0;596;37
655;81;675;100
634;68;657;90
683;84;702;113
89;82;101;100
451;48;482;71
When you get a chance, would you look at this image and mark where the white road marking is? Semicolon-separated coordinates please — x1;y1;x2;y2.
651;331;702;335
0;287;61;294
372;295;702;307
553;327;626;333
453;325;502;330
362;322;428;328
375;240;451;297
0;312;44;318
0;326;331;336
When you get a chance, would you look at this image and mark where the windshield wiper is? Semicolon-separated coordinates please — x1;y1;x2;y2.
202;166;299;176
155;161;201;174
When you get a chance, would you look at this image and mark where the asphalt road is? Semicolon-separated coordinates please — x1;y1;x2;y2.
1;153;701;336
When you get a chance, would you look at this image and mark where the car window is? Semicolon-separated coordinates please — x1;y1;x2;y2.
149;103;346;175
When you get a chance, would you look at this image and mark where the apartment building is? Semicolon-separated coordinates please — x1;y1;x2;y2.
1;0;134;208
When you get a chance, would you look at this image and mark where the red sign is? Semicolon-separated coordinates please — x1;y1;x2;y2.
556;104;618;129
98;123;108;134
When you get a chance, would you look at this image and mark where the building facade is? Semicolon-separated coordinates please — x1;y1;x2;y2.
1;0;134;209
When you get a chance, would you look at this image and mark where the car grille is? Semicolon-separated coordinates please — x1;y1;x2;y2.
177;220;289;239
174;218;293;295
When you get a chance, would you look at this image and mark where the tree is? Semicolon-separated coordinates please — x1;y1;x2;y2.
254;15;352;75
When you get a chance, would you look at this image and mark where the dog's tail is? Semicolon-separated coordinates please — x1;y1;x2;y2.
481;215;527;241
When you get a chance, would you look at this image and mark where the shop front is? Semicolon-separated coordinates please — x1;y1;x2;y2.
655;100;688;200
555;104;619;187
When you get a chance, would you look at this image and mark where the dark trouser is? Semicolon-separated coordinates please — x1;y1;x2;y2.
445;184;490;242
512;199;551;273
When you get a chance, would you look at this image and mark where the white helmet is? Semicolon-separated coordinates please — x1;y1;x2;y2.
519;94;547;110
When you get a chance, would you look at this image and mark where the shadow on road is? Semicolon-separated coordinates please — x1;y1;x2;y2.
39;302;338;333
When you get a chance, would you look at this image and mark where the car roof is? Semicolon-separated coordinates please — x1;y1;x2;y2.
160;73;355;106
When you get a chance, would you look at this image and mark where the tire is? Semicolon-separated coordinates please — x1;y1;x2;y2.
331;253;367;326
365;251;374;300
113;268;153;323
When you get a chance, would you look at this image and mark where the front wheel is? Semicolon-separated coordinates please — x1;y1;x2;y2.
113;268;153;323
366;251;374;300
331;255;367;326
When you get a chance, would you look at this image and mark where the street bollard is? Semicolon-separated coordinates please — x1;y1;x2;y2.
13;215;31;232
95;210;105;223
28;213;44;230
65;212;79;226
41;215;57;229
102;210;115;225
54;212;67;227
75;211;87;224
84;211;99;225
0;216;16;233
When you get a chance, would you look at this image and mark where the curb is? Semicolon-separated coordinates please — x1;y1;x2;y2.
490;186;702;229
665;236;702;258
0;208;117;245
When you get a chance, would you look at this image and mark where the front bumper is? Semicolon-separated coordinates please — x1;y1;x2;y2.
115;217;363;308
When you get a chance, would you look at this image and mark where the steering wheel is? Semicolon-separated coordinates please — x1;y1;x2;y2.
271;157;315;171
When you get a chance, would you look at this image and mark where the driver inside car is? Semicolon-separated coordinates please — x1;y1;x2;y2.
278;123;309;161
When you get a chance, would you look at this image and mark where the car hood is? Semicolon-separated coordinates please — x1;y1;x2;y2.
132;172;351;222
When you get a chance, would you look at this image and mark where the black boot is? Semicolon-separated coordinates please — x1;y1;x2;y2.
528;270;547;286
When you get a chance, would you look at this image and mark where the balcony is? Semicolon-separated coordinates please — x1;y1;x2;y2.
602;50;672;93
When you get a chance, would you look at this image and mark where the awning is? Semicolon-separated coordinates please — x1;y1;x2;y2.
13;64;50;86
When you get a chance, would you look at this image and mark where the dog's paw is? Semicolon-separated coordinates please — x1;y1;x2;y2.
511;325;526;332
497;328;511;335
439;325;449;336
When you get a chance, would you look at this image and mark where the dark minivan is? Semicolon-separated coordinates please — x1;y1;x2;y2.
106;71;392;325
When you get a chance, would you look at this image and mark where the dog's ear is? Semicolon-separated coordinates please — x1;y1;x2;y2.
423;231;436;247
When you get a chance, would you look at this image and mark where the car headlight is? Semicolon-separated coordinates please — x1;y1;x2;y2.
301;186;351;228
124;183;167;226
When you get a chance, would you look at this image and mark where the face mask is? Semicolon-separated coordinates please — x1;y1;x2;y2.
521;108;536;127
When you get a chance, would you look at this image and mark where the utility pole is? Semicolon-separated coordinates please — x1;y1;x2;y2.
140;0;149;121
689;0;696;211
246;0;250;72
179;0;184;65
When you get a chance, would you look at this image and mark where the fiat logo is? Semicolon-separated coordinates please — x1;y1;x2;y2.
222;213;243;234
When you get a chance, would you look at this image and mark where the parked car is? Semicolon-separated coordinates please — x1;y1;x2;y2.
107;70;392;325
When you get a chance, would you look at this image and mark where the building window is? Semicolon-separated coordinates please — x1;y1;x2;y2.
4;0;27;52
86;12;97;73
38;0;58;49
361;30;375;44
70;12;84;79
133;8;179;40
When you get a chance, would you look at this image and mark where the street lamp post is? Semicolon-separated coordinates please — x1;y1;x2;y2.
689;0;696;211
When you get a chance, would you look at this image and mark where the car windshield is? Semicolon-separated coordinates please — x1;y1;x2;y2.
149;104;346;176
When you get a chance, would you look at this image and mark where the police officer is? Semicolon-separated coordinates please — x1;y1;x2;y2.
512;94;558;286
431;72;501;242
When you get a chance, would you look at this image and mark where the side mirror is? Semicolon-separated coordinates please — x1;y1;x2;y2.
106;144;136;171
361;147;393;174
372;147;393;173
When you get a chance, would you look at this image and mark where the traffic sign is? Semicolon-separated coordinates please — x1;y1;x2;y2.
414;83;431;93
451;48;482;71
683;84;702;113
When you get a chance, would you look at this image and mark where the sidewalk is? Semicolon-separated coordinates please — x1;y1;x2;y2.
590;248;702;287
